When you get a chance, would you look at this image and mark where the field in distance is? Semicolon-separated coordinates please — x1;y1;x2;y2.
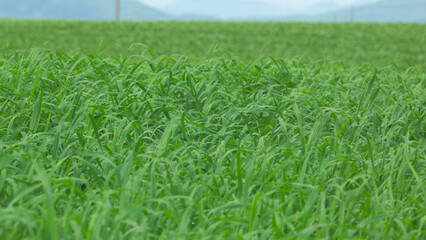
0;20;425;70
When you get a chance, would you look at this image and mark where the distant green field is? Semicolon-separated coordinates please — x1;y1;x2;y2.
0;21;425;239
0;20;425;70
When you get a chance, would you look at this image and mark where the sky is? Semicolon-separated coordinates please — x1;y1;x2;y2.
138;0;381;18
139;0;379;9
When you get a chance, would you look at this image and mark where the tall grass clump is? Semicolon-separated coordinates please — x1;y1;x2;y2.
0;48;425;239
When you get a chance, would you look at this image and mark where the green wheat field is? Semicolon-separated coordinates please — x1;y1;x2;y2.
0;21;425;239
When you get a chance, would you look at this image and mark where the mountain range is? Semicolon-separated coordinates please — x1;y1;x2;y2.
0;0;424;23
0;0;168;21
283;0;426;23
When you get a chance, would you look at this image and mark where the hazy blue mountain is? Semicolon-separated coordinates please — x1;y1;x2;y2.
0;0;169;21
283;0;426;23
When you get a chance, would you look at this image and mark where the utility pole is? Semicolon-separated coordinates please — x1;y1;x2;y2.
350;5;354;22
115;0;120;22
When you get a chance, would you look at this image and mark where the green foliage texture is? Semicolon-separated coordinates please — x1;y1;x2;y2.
0;47;424;239
0;21;425;239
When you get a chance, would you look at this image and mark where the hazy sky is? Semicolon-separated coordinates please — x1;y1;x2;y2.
139;0;379;9
138;0;381;18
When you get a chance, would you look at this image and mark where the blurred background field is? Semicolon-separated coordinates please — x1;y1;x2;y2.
1;20;425;70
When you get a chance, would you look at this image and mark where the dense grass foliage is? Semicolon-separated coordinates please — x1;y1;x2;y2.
1;20;425;70
0;49;424;239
